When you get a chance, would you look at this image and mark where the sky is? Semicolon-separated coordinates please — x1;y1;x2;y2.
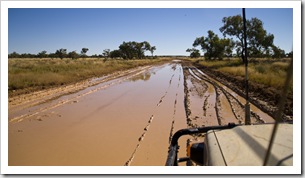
8;8;293;56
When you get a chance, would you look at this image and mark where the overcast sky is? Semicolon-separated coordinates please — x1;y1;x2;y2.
8;8;293;56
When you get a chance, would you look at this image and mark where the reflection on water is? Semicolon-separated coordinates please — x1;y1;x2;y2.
129;71;155;82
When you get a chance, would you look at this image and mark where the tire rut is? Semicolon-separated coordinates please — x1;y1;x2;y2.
190;67;265;124
168;66;182;145
124;65;178;166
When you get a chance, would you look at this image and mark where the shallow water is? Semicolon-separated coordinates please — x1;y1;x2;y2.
9;62;187;166
8;61;276;166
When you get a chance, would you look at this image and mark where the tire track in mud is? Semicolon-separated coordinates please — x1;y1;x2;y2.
9;67;152;124
187;68;219;127
183;68;192;128
189;67;265;124
190;67;243;124
168;66;182;145
124;67;177;166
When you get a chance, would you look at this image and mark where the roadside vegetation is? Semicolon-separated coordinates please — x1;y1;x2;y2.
8;40;161;96
9;41;157;60
190;58;293;93
186;14;292;60
185;13;293;95
8;57;169;96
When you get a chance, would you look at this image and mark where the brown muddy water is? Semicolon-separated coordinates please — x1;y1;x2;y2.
8;62;188;166
8;60;276;166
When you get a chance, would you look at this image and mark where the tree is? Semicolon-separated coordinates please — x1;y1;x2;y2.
193;30;234;60
135;41;150;59
220;15;275;60
102;49;111;59
118;41;153;59
247;18;274;58
222;38;235;58
110;49;122;59
8;52;20;58
48;53;57;59
37;50;48;58
119;41;136;59
150;46;156;58
20;53;36;58
143;41;152;57
186;48;200;58
81;48;89;58
136;42;145;59
286;51;293;58
68;51;79;59
271;45;285;59
55;48;67;59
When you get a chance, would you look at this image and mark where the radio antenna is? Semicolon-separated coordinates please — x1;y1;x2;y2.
242;8;251;125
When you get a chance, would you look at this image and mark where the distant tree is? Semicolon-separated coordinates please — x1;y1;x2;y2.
271;46;285;59
247;18;274;58
37;50;48;58
55;48;67;59
186;48;200;58
110;49;122;59
193;30;234;60
150;46;156;58
20;53;36;58
119;41;135;59
81;48;89;58
142;41;152;58
8;52;20;58
102;49;111;59
91;54;99;58
220;15;275;60
286;51;293;58
48;53;57;59
68;51;80;59
118;41;154;59
222;38;235;58
135;41;150;59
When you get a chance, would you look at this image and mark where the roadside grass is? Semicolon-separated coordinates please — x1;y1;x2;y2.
9;58;170;96
196;58;292;92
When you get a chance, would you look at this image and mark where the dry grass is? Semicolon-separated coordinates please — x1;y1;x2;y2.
196;58;292;92
9;58;170;95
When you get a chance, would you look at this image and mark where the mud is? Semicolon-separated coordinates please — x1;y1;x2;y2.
193;63;292;121
9;62;187;166
181;63;277;151
8;60;279;166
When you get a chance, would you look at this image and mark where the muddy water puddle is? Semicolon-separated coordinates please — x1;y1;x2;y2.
9;62;187;166
8;61;277;166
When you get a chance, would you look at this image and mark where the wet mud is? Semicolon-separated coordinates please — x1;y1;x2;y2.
193;63;292;121
8;60;277;166
182;64;276;149
184;66;274;127
9;62;186;166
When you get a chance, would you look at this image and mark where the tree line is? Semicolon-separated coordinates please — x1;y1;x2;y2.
104;41;156;59
186;14;293;60
8;41;156;60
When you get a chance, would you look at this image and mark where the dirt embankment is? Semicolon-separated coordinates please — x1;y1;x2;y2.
191;61;293;122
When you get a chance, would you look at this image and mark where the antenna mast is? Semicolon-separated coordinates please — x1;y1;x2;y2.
243;8;251;125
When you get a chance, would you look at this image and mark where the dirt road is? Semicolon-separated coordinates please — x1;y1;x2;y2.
8;60;275;166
